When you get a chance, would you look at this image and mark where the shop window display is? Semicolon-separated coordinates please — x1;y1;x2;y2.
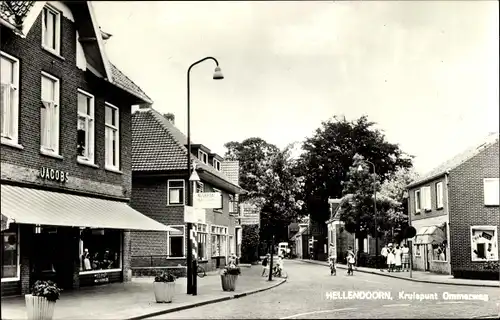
80;229;121;272
1;225;18;279
471;226;498;261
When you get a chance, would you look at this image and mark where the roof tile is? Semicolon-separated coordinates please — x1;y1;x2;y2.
110;63;153;104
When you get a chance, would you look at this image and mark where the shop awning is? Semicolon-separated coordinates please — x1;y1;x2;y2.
0;185;179;232
415;225;446;245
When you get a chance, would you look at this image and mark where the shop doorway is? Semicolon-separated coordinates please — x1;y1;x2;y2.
31;227;75;290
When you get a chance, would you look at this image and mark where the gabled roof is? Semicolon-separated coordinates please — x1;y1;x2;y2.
132;107;242;192
0;1;152;105
408;133;499;188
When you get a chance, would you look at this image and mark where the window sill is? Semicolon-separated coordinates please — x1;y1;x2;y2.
1;277;20;283
77;158;99;168
167;256;186;260
424;209;432;213
431;260;448;263
484;204;499;207
105;166;122;174
1;138;24;150
79;268;122;275
167;204;185;207
42;46;65;61
471;259;499;262
40;149;63;160
214;210;223;214
436;207;444;211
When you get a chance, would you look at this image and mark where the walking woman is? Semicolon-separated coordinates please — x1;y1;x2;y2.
387;244;395;272
401;244;410;272
395;245;402;272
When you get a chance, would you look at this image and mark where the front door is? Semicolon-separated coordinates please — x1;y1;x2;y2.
425;244;431;271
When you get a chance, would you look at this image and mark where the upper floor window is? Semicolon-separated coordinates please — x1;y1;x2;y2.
414;189;421;213
229;194;237;214
213;188;223;212
41;72;60;155
42;5;61;55
421;186;431;211
196;181;204;194
198;150;208;164
167;180;185;206
484;178;499;206
213;159;221;171
435;182;444;209
77;90;95;163
105;103;119;170
0;52;20;144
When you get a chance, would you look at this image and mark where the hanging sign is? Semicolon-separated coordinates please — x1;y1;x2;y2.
193;192;222;209
184;205;206;224
39;167;69;183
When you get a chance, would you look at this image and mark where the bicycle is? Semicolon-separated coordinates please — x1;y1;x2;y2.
196;264;206;278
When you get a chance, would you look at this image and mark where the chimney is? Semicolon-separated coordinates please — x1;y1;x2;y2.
163;113;175;125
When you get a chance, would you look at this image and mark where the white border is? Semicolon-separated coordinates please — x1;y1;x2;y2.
470;225;498;262
167;225;186;259
1;224;21;282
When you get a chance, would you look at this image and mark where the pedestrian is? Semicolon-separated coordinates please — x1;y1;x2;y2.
395;245;402;272
261;253;270;277
328;253;336;276
346;248;355;276
387;244;395;272
380;244;388;271
402;244;410;272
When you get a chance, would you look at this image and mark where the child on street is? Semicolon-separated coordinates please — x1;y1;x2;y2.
346;248;355;276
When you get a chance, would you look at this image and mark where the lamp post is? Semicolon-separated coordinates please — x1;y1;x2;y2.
403;190;413;278
186;57;223;295
357;160;378;265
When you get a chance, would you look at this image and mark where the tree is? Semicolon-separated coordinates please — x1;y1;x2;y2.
223;138;280;202
299;115;413;224
241;225;260;263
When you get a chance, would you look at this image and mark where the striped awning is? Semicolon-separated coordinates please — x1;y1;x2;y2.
0;184;178;232
415;225;446;245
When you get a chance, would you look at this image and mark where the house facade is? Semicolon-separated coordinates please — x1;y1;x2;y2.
129;106;244;275
0;1;169;297
407;134;499;279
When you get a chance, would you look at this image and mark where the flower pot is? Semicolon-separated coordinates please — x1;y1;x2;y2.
221;274;238;291
153;281;175;303
25;294;56;320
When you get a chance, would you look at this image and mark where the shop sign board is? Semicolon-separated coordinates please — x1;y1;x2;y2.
39;167;69;183
184;205;206;224
240;204;260;225
94;273;109;284
193;192;222;209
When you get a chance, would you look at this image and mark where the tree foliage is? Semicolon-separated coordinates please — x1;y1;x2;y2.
299;115;413;223
241;225;260;263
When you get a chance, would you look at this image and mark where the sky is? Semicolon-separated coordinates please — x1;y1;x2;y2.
92;1;499;175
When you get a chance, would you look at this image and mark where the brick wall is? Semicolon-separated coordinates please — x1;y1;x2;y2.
449;140;500;276
130;175;237;271
0;8;133;199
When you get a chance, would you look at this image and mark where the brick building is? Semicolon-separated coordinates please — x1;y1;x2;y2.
0;1;171;297
407;133;499;279
130;106;244;275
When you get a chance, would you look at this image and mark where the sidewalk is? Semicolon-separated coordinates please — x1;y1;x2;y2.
1;267;286;320
299;259;499;288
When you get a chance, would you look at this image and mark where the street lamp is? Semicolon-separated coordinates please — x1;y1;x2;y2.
186;57;223;295
357;160;379;266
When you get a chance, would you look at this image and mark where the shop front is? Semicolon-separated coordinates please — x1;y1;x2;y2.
0;184;177;297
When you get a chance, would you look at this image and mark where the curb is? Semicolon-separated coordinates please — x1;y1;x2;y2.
299;260;499;288
127;278;287;320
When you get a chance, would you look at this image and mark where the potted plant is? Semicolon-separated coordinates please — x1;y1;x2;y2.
220;264;241;291
25;280;61;320
153;272;176;303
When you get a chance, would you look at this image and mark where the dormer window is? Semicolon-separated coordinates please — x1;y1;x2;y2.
198;150;208;164
42;5;61;56
213;159;221;171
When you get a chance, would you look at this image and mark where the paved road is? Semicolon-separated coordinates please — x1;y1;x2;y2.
146;260;500;319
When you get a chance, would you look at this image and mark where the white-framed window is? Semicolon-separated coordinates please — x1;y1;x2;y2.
167;179;185;206
77;89;95;163
421;186;431;211
213;159;221;171
198;150;208;164
213;188;223;212
414;190;421;213
41;5;61;55
1;52;20;144
1;224;20;282
79;228;122;274
196;223;208;260
40;72;60;154
414;244;421;256
168;225;185;258
105;103;119;170
431;243;447;262
471;226;498;262
196;181;204;194
229;194;237;214
483;178;499;206
210;225;228;257
435;182;444;209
